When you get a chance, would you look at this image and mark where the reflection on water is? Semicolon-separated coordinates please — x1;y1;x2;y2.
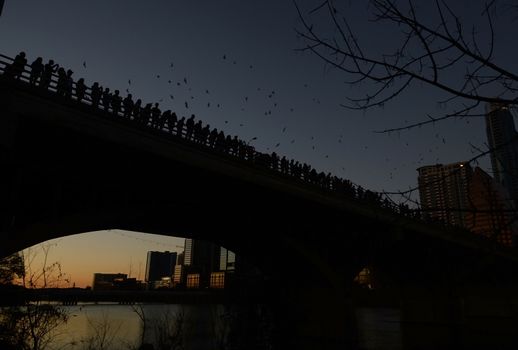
50;303;226;350
34;301;518;349
47;304;403;350
356;307;402;350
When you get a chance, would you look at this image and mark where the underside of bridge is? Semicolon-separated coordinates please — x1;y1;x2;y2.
3;78;518;349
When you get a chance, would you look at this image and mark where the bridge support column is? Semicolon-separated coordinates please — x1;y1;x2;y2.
271;285;358;350
399;288;464;349
0;109;18;256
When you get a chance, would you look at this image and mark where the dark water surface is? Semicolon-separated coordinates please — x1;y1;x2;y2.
46;304;402;350
43;302;518;349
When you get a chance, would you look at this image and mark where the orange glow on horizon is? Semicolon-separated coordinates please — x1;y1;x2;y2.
19;230;185;289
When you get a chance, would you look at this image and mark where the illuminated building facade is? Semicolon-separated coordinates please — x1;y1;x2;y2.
183;238;221;288
219;247;236;271
465;167;515;246
417;162;473;226
210;271;226;289
186;274;200;289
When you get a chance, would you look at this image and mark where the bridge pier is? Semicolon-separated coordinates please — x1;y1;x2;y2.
397;287;518;349
0;108;19;256
271;285;359;350
399;288;463;349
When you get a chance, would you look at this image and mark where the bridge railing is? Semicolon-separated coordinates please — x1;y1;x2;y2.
0;53;425;221
0;54;262;158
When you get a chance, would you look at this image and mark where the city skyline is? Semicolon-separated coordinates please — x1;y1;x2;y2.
21;230;185;288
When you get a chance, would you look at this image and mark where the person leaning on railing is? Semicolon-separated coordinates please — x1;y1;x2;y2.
3;51;27;80
75;78;86;102
101;87;111;112
29;57;43;85
64;70;74;98
111;90;122;116
90;82;102;109
40;59;58;89
122;94;134;119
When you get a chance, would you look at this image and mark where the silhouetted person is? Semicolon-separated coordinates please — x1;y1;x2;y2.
29;57;44;85
111;90;122;116
193;120;203;143
141;103;152;125
302;163;310;180
231;135;239;155
238;140;247;158
101;87;112;112
132;99;142;121
216;130;225;152
201;124;211;145
357;186;364;200
224;134;232;153
280;156;288;173
75;78;86;102
90;82;102;108
56;67;67;96
64;69;74;98
209;128;218;147
151;103;161;128
245;143;255;161
159;110;171;130
123;94;134;119
40;59;58;89
8;51;27;80
271;152;279;170
176;116;185;136
167;111;178;133
185;114;195;140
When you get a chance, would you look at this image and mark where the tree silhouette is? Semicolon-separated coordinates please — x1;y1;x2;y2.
295;0;518;244
294;0;517;132
0;253;24;285
0;245;68;350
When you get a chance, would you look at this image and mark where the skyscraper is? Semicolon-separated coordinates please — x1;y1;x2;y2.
485;102;518;206
183;238;221;287
465;167;515;246
417;162;472;226
219;247;236;271
145;251;177;286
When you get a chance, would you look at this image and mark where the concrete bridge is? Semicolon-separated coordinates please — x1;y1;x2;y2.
2;54;518;349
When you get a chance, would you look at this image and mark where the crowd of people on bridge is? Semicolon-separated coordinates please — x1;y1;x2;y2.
2;52;420;220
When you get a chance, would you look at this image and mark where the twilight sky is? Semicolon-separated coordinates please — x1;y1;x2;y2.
2;1;517;287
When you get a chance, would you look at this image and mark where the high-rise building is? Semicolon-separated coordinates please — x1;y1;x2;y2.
183;239;193;266
173;264;183;287
219;247;236;271
485;103;518;206
417;162;473;226
145;251;177;287
183;238;221;287
465;167;516;246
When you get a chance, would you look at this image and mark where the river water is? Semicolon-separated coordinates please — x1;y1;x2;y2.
44;303;402;350
48;303;230;350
